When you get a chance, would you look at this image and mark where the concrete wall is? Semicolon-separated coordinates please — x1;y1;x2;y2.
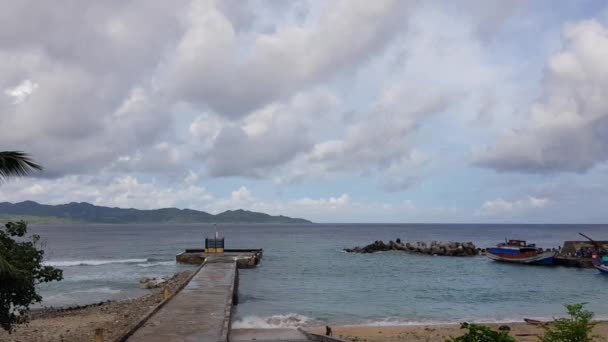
219;262;238;342
298;329;350;342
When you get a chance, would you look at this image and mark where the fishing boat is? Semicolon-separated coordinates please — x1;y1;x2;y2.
594;256;608;274
486;239;556;265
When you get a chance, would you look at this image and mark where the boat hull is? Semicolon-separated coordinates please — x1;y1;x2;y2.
595;264;608;274
486;250;556;265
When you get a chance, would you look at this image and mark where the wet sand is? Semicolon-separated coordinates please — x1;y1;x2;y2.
312;321;608;341
0;271;192;342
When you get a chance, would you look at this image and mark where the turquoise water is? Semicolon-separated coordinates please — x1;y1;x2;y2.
31;224;608;327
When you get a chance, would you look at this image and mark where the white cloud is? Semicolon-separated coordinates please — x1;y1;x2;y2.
166;0;411;118
477;196;550;217
202;90;339;177
0;175;213;210
475;20;608;173
4;79;38;104
0;0;591;223
295;194;351;210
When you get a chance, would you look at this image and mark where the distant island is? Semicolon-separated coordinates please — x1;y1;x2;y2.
0;201;312;224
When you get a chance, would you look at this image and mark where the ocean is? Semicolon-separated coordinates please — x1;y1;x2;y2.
31;223;608;328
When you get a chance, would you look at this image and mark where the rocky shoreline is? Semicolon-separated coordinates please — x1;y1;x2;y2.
0;271;192;342
344;239;480;256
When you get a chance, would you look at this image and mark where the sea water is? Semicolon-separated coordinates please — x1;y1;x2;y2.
30;224;608;328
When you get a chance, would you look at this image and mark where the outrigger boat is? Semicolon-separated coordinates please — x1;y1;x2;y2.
486;239;556;265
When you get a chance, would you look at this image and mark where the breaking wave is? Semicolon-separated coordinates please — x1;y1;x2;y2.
44;258;149;267
71;287;122;294
137;261;175;268
232;314;317;329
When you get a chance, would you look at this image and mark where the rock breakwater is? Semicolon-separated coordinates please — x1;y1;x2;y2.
344;239;479;256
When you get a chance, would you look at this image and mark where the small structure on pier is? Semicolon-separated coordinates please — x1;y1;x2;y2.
205;232;225;253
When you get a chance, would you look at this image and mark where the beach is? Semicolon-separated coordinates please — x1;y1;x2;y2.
0;272;191;342
312;322;608;341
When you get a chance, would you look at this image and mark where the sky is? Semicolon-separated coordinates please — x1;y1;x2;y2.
1;0;608;223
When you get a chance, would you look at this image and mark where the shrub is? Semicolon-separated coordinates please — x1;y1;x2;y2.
0;221;63;332
446;322;516;342
541;303;597;342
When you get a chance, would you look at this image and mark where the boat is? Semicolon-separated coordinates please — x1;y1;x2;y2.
594;256;608;274
486;239;556;265
524;318;548;326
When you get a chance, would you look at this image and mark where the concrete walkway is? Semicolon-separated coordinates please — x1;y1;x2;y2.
127;257;237;342
230;328;309;342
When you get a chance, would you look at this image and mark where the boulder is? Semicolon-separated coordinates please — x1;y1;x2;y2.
344;240;478;257
139;277;168;289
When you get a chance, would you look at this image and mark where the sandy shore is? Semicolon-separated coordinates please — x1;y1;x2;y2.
312;322;608;341
0;271;192;342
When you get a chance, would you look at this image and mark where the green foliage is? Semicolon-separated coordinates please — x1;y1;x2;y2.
0;221;62;332
446;323;516;342
0;151;42;184
541;303;597;342
0;215;81;225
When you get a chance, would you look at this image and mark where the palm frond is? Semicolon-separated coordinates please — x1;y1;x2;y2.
0;151;43;184
0;253;18;276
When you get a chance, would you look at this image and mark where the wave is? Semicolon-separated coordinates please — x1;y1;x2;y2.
234;313;608;330
232;314;317;329
71;287;122;295
44;258;149;267
137;261;175;268
345;314;608;327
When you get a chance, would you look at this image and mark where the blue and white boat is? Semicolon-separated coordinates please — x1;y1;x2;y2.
594;256;608;274
486;239;556;265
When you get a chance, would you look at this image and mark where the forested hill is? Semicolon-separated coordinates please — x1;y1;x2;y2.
0;201;312;224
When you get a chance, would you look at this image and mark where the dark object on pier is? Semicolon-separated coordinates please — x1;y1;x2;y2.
326;326;333;336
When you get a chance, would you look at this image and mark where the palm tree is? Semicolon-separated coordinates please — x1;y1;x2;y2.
0;151;42;184
0;151;42;275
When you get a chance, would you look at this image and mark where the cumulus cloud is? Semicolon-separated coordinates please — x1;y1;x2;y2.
167;0;411;117
0;175;213;210
477;196;550;217
0;0;417;181
281;5;504;188
0;1;181;177
475;20;608;173
0;0;572;222
202;90;339;177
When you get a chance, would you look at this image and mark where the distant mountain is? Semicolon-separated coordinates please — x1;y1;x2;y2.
0;201;312;224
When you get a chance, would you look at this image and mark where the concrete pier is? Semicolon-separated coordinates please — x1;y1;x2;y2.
176;249;263;268
127;255;240;342
126;248;340;342
231;329;309;342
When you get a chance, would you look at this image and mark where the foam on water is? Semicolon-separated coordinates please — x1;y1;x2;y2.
137;261;175;268
45;258;148;267
232;314;318;329
71;287;122;294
